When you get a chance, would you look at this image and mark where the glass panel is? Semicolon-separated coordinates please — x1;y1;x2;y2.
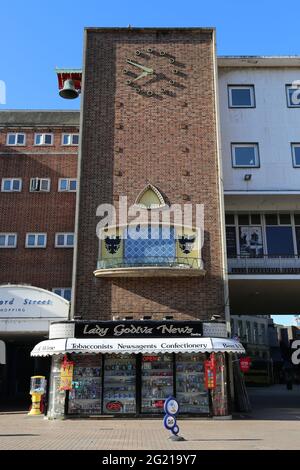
69;355;102;415
239;226;263;257
72;134;79;145
3;180;11;191
176;353;209;414
7;235;15;247
40;180;49;191
225;214;235;225
293;146;300;166
37;235;45;246
211;353;228;417
47;356;66;419
226;226;237;257
69;180;77;191
59;179;68;191
8;134;16;145
53;288;62;296
17;134;24;144
12;180;20;191
141;354;173;413
234;146;257;166
124;226;175;264
56;234;65;246
63;135;70;145
250;214;261;225
230;87;252;106
295;227;300;254
266;226;294;256
27;235;35;246
265;214;278;225
288;87;300;106
238;214;249;225
67;234;74;246
279;213;291;225
0;235;6;246
45;134;52;144
35;134;42;145
294;214;300;225
246;322;252;342
63;289;72;301
103;355;136;414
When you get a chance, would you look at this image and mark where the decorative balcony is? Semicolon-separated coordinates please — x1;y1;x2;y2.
228;255;300;275
94;256;205;278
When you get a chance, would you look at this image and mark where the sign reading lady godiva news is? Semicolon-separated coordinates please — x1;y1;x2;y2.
74;320;204;339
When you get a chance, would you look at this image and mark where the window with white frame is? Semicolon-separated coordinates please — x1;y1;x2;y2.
30;178;50;192
26;233;47;248
291;144;300;167
228;85;255;108
34;133;53;145
0;233;17;248
55;233;74;248
58;178;77;192
62;134;79;146
6;133;26;146
286;84;300;107
52;288;72;302
231;143;260;168
1;178;22;192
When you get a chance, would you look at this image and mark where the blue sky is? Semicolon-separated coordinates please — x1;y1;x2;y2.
1;0;300;109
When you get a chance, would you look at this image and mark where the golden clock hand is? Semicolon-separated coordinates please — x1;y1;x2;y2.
132;71;150;82
126;59;153;74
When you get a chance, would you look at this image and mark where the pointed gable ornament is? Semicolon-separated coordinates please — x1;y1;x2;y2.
135;184;168;210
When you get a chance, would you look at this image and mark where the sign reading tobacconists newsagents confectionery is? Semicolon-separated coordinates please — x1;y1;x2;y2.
74;321;204;339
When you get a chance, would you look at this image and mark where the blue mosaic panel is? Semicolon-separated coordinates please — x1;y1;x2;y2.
124;226;175;260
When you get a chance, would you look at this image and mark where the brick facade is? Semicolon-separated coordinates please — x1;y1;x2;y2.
0;111;79;290
74;28;225;321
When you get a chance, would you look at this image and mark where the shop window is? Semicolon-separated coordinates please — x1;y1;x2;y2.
226;226;237;258
68;355;102;415
141;354;173;413
239;226;263;257
103;355;136;414
266;226;294;256
176;353;209;414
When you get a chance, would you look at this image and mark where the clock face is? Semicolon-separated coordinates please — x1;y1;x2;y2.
123;48;187;99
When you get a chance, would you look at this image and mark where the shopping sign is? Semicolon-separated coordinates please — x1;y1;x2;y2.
204;358;216;389
163;396;180;436
59;355;74;391
240;356;251;373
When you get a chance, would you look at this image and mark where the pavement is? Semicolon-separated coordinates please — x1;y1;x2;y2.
0;385;299;450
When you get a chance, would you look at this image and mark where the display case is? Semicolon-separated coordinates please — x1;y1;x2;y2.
141;354;173;413
68;355;102;415
103;355;136;414
211;353;228;416
176;353;209;414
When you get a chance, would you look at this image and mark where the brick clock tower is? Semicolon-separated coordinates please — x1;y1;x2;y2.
72;27;227;324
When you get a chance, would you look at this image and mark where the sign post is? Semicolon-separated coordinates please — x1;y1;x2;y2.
163;396;185;442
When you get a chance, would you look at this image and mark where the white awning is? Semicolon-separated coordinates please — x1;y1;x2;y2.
31;337;245;357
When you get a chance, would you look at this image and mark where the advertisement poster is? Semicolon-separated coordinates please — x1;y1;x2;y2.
239;226;263;257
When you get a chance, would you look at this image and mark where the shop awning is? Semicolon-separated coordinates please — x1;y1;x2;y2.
31;337;245;357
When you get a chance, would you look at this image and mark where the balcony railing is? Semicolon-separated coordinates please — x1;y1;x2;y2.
228;255;300;274
94;257;205;277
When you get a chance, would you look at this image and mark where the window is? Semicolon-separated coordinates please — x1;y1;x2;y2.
231;143;260;168
260;324;266;344
1;178;22;192
246;321;252;343
55;233;74;248
30;178;50;192
52;288;72;302
62;134;79;145
6;133;26;146
26;233;47;248
286;84;300;107
34;134;53;145
58;178;77;192
291;144;300;167
0;233;17;248
228;85;255;108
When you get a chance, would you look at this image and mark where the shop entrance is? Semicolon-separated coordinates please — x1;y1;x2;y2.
66;353;228;417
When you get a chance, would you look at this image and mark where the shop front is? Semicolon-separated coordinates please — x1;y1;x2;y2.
31;320;245;419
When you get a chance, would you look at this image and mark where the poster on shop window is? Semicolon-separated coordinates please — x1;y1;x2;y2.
239;226;263;257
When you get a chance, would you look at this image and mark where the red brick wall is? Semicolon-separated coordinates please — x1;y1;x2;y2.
0;126;78;289
74;28;225;321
